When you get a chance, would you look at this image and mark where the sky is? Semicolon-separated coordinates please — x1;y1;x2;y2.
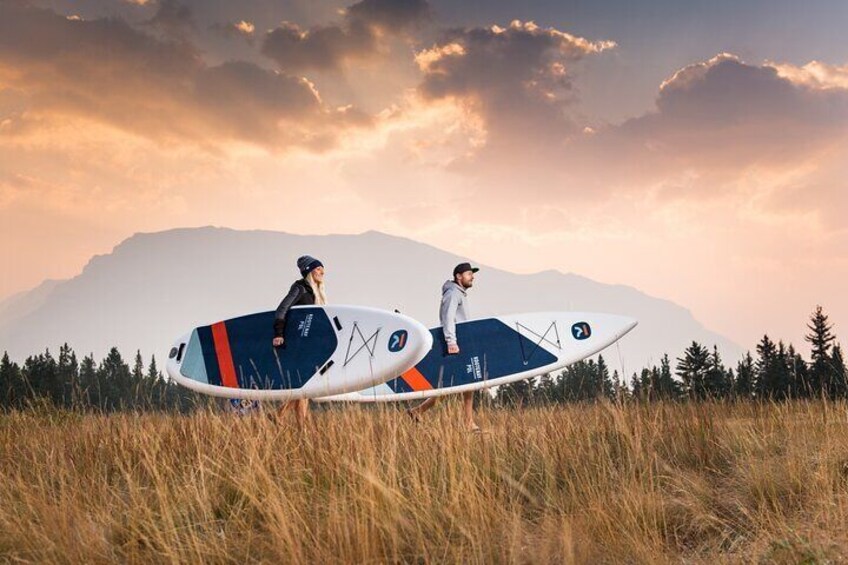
1;0;847;353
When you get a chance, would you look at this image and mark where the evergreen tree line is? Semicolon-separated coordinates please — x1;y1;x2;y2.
2;307;846;412
0;345;205;412
496;306;848;405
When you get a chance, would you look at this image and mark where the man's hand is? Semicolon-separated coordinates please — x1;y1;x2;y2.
447;343;460;355
272;337;284;347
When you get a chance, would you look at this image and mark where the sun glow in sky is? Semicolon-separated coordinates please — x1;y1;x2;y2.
1;0;847;352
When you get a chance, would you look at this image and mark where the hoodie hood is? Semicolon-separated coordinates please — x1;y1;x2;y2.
442;280;467;296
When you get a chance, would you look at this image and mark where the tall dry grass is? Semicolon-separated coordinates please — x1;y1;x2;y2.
2;400;848;563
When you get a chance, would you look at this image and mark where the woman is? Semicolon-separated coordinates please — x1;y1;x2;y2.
272;254;327;426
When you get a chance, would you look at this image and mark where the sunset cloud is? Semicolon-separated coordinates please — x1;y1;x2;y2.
234;20;255;35
261;0;431;72
210;19;257;44
768;60;848;90
409;45;848;226
594;54;848;194
414;20;615;176
145;0;193;39
345;0;431;31
0;2;370;150
262;20;377;72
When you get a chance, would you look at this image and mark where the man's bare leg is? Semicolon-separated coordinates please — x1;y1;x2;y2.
463;391;480;432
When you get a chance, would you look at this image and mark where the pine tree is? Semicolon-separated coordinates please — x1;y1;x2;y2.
676;342;710;399
147;355;161;382
755;335;790;399
785;344;807;399
657;354;679;400
1;352;23;410
634;367;657;402
57;343;78;408
637;358;677;402
78;354;98;410
725;367;735;397
147;355;165;409
597;355;615;400
734;352;755;400
555;358;614;402
806;305;836;397
774;342;793;399
534;372;557;404
132;350;145;381
98;347;131;411
611;369;628;402
630;371;643;400
131;350;146;409
705;345;730;399
22;349;59;406
497;377;535;407
831;344;847;398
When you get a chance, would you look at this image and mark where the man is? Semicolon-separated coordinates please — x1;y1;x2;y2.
407;262;481;432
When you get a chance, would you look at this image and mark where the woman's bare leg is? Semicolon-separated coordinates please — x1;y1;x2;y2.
295;398;310;426
407;397;439;421
275;399;310;427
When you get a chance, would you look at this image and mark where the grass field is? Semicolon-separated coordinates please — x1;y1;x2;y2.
2;400;848;563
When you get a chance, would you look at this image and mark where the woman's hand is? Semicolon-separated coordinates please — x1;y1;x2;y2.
272;337;284;347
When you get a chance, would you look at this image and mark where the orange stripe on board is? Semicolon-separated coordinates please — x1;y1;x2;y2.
401;366;432;391
211;322;239;388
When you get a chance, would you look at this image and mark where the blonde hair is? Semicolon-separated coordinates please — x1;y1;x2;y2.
305;271;327;305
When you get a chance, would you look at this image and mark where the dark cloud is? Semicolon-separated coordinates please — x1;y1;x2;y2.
261;0;431;72
262;19;376;72
407;44;848;230
415;20;615;176
511;54;848;224
597;55;848;178
0;2;370;150
145;0;193;40
654;54;844;129
345;0;431;30
193;61;370;149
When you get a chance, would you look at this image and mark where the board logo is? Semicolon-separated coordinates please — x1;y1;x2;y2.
571;322;592;340
298;313;313;337
388;330;408;352
466;356;483;380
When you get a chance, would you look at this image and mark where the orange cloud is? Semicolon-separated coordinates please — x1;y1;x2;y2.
0;2;371;151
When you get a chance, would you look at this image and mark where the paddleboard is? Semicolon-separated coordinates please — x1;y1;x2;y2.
165;305;432;400
318;312;637;402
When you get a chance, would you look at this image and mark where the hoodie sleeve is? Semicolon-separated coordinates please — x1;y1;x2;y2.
440;287;461;346
273;282;304;338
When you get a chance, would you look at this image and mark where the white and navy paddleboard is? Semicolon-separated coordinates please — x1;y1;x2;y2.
319;312;637;402
166;306;432;400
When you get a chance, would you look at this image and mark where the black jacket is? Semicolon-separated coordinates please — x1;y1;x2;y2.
273;279;316;338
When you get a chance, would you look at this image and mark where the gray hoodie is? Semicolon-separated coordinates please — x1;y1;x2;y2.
440;280;469;345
